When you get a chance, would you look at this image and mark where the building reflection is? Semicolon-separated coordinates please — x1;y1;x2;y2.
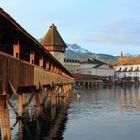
116;85;140;114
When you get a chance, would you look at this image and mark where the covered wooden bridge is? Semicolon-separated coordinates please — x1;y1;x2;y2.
0;8;74;140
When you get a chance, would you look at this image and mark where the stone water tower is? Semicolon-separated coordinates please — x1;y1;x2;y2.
41;24;67;65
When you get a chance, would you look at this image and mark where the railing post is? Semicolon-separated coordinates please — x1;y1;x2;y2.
13;40;20;58
46;60;49;71
39;56;44;68
30;50;35;64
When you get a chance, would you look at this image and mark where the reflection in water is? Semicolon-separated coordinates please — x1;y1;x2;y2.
1;85;140;140
21;105;68;140
0;93;70;140
64;85;140;140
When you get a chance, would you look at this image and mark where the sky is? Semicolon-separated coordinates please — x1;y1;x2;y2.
1;0;140;55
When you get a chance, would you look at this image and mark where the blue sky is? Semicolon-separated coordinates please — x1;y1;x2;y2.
1;0;140;55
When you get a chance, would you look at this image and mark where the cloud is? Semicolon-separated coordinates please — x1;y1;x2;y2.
79;17;140;47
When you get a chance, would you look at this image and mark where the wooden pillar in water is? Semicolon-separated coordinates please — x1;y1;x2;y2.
51;104;56;121
35;94;41;118
50;88;56;107
55;86;59;105
18;120;23;140
35;119;41;140
0;94;11;140
18;94;23;119
56;86;60;105
23;94;29;118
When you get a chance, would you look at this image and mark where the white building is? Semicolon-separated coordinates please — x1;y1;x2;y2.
113;53;140;80
79;59;114;77
114;65;140;79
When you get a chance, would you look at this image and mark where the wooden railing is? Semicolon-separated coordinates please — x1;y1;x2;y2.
0;51;74;94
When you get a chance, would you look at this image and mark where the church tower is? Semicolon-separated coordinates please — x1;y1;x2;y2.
119;50;123;64
120;51;123;59
41;24;67;65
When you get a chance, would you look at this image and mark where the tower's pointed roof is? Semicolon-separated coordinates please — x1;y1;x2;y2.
41;24;67;47
120;50;123;58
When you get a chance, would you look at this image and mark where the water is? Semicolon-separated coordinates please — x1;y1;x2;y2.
64;85;140;140
1;85;140;140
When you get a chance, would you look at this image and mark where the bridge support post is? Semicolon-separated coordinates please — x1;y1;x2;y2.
18;94;23;119
18;119;23;140
51;104;56;121
0;93;11;140
50;88;56;107
55;86;59;106
35;94;41;118
23;94;29;118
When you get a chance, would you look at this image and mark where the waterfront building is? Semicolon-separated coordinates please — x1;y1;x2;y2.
64;59;80;73
113;51;140;80
79;59;114;77
41;24;67;65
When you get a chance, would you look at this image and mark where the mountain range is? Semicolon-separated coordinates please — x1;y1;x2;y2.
65;43;119;62
38;38;119;63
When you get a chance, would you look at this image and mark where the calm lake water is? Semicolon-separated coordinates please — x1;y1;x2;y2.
1;85;140;140
64;85;140;140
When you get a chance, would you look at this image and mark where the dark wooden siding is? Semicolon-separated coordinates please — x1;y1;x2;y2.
0;51;34;93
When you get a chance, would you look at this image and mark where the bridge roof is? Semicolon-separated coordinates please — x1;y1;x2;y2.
41;24;67;47
0;7;73;78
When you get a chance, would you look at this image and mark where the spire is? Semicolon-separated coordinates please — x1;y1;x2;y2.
119;50;123;64
40;24;67;50
40;24;66;64
120;50;123;59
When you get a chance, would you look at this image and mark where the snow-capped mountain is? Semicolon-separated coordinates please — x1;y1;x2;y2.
66;43;91;53
38;39;119;62
65;43;119;62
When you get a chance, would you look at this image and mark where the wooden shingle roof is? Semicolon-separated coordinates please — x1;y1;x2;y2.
41;24;67;47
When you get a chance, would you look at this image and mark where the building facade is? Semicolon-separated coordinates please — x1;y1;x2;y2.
114;52;140;80
64;59;80;73
79;59;114;77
